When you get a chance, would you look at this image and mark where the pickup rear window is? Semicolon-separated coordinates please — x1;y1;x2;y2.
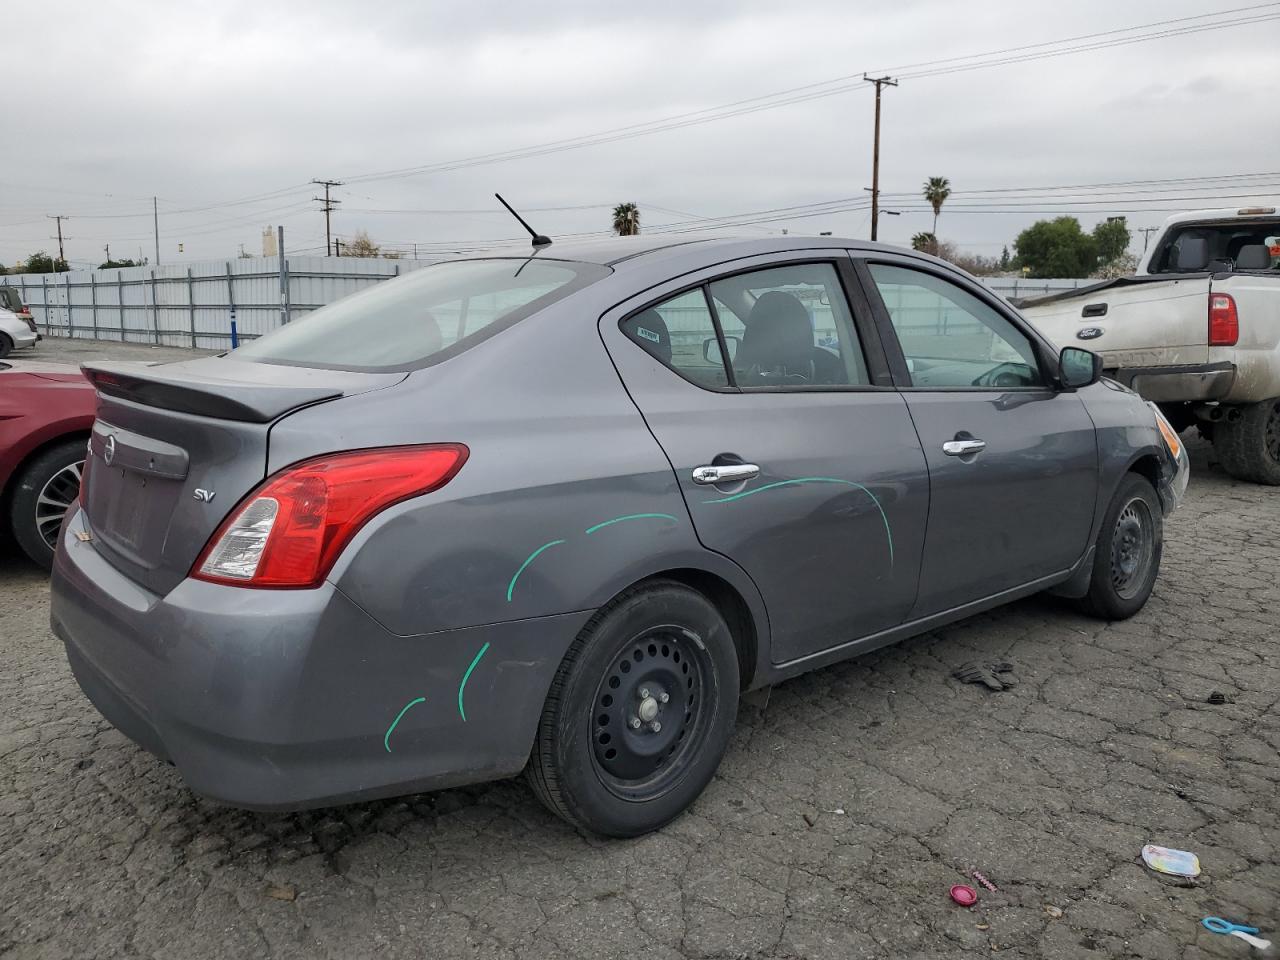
233;258;609;372
1151;220;1280;273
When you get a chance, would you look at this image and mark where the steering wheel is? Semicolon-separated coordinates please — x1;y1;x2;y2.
972;363;1032;389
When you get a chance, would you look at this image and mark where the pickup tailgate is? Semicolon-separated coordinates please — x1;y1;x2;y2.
1209;270;1280;401
80;356;403;595
1019;276;1211;367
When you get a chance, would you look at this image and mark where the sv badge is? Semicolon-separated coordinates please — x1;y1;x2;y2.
193;488;217;503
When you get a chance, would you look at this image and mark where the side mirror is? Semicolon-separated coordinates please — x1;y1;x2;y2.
703;335;740;365
1059;346;1103;389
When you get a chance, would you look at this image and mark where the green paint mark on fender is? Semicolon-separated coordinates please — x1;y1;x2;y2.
507;539;566;602
584;513;679;535
458;642;491;722
384;696;426;753
705;477;894;565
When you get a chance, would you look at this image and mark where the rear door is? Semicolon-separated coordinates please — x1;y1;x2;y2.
857;255;1099;617
599;251;930;666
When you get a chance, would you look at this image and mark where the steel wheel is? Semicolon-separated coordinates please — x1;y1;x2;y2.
1110;497;1154;600
35;459;83;550
591;626;712;801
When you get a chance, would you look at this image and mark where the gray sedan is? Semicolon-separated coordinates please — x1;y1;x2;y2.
50;236;1188;837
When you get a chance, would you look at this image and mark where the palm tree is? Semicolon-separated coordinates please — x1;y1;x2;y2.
612;203;640;237
922;177;951;239
911;231;937;253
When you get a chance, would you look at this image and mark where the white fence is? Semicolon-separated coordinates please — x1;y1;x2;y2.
4;256;435;350
4;258;1092;351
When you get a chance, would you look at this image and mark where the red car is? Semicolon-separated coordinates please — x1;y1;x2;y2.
0;359;96;567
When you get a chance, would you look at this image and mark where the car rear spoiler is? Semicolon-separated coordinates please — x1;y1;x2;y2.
82;358;405;423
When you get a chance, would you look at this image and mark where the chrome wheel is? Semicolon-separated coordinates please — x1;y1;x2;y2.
1110;497;1154;600
35;459;83;550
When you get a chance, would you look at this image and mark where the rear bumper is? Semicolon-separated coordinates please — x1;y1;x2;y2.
7;325;38;348
1109;362;1236;404
51;506;587;811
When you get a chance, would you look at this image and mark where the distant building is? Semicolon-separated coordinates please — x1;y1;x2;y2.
262;226;277;257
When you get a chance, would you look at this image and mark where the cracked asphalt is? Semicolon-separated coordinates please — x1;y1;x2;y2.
2;340;1277;959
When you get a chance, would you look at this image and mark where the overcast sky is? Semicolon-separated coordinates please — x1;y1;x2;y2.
3;0;1278;269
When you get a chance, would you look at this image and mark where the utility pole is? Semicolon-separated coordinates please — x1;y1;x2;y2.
863;74;898;242
1138;226;1159;252
153;197;161;265
48;215;67;264
312;179;343;256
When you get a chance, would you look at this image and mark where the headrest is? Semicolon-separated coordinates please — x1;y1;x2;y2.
1176;238;1209;271
741;292;813;369
622;309;672;364
1235;244;1272;270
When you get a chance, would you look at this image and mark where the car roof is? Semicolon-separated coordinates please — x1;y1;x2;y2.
1154;203;1280;228
445;234;913;268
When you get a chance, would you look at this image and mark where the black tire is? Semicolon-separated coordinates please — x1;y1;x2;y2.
1212;398;1280;485
10;439;86;569
0;332;12;359
527;580;740;837
1078;473;1163;620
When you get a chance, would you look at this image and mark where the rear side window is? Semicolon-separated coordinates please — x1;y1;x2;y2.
1152;220;1280;273
621;290;729;389
234;258;607;371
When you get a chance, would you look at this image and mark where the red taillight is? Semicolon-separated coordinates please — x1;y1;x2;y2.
192;444;468;589
1208;293;1238;346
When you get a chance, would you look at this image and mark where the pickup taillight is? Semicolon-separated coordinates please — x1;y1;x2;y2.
1208;293;1238;346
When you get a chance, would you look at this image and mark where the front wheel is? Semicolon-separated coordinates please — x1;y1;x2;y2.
1213;398;1280;485
10;439;86;569
0;333;12;359
527;580;740;837
1078;473;1163;620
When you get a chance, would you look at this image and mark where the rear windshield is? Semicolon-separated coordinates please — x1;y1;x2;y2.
1151;219;1280;273
233;257;608;371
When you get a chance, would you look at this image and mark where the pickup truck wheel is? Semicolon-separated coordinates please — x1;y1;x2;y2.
0;333;13;359
527;580;739;837
10;439;86;569
1213;398;1280;485
1078;474;1163;621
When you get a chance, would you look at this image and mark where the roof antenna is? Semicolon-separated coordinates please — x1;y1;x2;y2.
495;193;552;248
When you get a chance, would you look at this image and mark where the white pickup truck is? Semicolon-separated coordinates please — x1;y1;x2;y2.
1019;205;1280;484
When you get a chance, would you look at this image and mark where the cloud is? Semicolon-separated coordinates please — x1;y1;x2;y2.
2;0;1277;266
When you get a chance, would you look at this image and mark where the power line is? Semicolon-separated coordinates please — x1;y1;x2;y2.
330;5;1280;186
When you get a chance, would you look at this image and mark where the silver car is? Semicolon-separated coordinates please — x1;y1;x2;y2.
0;285;38;357
51;236;1188;836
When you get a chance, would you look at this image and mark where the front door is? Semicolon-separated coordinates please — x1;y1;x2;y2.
599;252;930;665
859;258;1099;617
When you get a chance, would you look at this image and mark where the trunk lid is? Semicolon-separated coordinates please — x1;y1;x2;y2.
80;356;404;595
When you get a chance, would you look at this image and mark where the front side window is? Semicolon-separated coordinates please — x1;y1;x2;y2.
867;263;1043;389
709;263;869;387
234;258;607;371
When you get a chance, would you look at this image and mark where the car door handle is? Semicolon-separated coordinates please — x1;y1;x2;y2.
692;463;760;484
942;439;987;457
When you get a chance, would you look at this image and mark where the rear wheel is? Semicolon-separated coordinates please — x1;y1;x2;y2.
1213;398;1280;485
1078;473;1163;620
0;333;12;359
527;580;740;837
10;439;86;569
